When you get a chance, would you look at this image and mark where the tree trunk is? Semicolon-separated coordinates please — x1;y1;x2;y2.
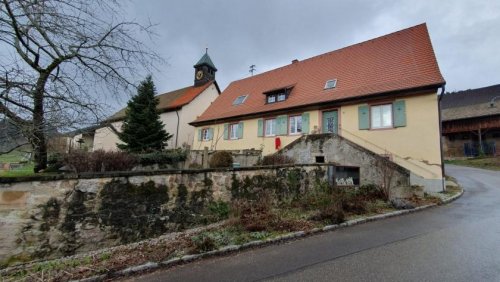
32;75;48;173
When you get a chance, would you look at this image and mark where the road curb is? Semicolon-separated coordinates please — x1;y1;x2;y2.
440;188;464;204
71;190;464;282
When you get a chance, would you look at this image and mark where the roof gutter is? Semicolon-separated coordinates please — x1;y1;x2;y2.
438;85;446;192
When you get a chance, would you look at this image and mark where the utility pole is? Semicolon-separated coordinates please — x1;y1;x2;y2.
249;65;256;76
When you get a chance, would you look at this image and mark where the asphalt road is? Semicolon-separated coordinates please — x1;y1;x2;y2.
124;165;500;282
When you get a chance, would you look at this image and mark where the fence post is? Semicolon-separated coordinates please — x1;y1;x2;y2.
202;147;209;168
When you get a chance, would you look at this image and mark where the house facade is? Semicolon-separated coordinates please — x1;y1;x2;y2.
441;84;500;158
93;53;220;151
191;24;446;191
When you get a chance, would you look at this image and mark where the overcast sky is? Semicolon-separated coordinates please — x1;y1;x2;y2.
122;0;499;105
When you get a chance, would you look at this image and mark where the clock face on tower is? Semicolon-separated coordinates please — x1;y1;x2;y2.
196;70;204;80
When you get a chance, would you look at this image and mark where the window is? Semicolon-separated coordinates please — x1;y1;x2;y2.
289;115;302;134
371;104;393;129
266;90;288;104
229;123;239;139
233;95;248;105
267;95;276;103
201;128;210;141
277;93;286;101
265;119;276;136
324;79;337;89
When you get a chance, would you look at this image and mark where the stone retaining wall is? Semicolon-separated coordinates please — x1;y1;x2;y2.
0;165;326;266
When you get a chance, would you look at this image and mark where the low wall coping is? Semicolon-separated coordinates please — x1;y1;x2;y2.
0;163;337;184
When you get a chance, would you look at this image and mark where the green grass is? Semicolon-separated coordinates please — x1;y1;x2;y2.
0;150;29;163
0;163;35;177
445;157;500;171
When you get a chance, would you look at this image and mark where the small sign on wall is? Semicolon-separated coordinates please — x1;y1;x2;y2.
327;165;360;187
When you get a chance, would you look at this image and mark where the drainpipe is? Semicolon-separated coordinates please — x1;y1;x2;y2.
438;86;446;192
175;110;180;148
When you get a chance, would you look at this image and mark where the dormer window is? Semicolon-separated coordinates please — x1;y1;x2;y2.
264;85;294;104
233;95;248;105
267;95;276;103
324;79;337;90
277;93;286;101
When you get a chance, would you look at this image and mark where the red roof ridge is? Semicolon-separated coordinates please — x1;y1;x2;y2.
229;23;429;85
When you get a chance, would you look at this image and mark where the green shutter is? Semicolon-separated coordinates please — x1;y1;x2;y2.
302;112;310;134
238;122;244;139
198;129;202;141
393;100;406;127
276;115;288;135
257;118;264;137
358;105;369;130
208;128;213;140
223;124;229;140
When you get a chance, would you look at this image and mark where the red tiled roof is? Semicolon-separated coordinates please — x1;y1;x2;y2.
108;81;214;122
193;23;445;124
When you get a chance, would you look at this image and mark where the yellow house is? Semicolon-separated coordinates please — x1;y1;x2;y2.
191;24;446;192
93;53;221;151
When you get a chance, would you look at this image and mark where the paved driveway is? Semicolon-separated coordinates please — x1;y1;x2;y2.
124;165;500;282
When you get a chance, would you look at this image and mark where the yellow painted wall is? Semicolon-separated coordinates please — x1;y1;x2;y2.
193;92;442;180
193;110;320;155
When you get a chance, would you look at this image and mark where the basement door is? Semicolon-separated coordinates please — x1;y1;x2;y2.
322;110;338;134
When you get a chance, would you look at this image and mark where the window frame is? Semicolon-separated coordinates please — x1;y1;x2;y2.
264;118;276;137
289;115;303;135
233;95;248;105
324;79;337;90
229;123;239;140
370;103;393;129
277;92;286;101
267;94;276;104
201;128;210;141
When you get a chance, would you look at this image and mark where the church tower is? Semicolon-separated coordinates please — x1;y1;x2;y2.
194;50;217;87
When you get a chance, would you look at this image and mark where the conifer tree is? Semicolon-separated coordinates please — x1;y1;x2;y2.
117;76;171;152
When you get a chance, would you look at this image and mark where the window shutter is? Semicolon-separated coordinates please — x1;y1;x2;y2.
302;112;310;134
208;128;213;140
257;118;264;137
276;115;288;135
238;122;244;139
393;100;406;127
358;105;369;130
198;129;202;141
223;124;229;140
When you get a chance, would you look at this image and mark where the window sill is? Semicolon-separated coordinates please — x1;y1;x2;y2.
369;127;395;131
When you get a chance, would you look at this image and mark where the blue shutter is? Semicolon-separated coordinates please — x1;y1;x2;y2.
358;105;369;130
302;113;310;134
276;115;288;135
393;100;406;127
207;128;214;140
257;118;264;137
223;124;229;140
238;122;244;139
198;129;202;141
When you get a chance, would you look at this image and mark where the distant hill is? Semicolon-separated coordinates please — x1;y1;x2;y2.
0;119;28;153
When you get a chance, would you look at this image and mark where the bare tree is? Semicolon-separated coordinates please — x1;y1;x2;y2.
0;0;163;172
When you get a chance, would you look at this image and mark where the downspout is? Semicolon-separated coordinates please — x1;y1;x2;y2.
175;110;180;148
438;86;446;192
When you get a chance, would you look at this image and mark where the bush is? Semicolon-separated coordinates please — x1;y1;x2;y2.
46;153;65;172
190;233;217;253
63;150;138;173
209;151;233;168
205;200;230;222
260;154;295;166
137;149;187;167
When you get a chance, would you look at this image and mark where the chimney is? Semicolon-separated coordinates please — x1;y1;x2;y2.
292;59;299;64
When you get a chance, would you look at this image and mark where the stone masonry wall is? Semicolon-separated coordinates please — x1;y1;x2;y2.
0;165;326;266
281;134;412;194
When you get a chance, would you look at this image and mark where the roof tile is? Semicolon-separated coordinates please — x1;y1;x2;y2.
194;23;445;124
